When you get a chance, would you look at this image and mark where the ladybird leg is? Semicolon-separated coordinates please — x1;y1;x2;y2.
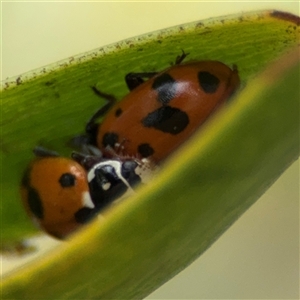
68;134;92;153
69;87;116;151
115;138;130;156
125;72;158;90
70;141;103;156
71;151;104;170
174;50;189;65
33;146;59;158
85;145;103;156
125;51;189;90
86;86;117;134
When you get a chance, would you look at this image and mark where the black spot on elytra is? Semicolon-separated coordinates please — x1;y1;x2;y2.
142;106;189;135
115;108;123;117
102;132;119;148
138;143;155;158
27;187;44;219
198;71;220;93
152;73;177;105
59;173;76;187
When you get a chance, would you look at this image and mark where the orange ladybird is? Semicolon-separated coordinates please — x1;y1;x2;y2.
20;148;95;239
85;54;240;163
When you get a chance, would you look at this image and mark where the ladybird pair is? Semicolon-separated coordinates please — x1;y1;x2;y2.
21;53;240;239
21;147;155;238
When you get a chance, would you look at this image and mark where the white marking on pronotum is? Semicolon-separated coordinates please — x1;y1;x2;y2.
82;191;95;208
87;161;135;192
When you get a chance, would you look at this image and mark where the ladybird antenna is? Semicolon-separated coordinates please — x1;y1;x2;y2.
33;146;59;158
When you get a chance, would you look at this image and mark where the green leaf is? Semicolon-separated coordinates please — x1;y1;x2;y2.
1;10;299;299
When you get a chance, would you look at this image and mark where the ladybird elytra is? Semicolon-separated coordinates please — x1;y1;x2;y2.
92;60;240;162
20;156;94;238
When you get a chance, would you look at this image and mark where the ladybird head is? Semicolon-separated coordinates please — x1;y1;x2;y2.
82;156;156;210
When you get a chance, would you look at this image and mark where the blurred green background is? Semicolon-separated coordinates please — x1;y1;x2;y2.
2;1;299;299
